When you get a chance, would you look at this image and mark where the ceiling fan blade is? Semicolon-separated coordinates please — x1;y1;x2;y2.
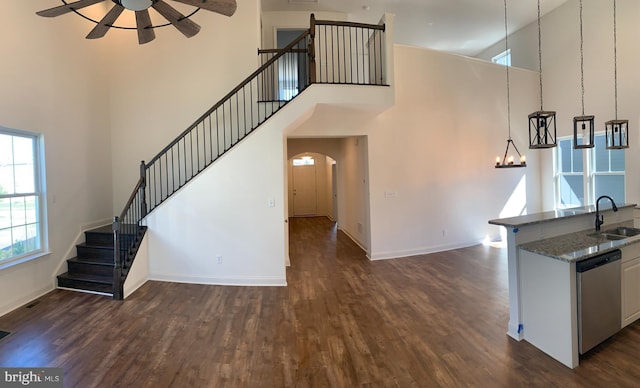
152;0;201;38
37;0;106;17
86;4;125;39
171;0;237;17
136;9;156;44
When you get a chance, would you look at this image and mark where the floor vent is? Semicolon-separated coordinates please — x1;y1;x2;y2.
0;331;10;341
25;301;40;309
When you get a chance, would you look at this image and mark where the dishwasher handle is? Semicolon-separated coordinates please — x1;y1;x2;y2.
576;250;622;273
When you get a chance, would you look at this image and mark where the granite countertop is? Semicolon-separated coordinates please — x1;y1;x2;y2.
488;203;637;229
519;221;640;262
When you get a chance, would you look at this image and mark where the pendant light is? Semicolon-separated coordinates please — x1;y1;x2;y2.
605;0;629;149
496;0;526;168
573;0;595;149
528;0;557;149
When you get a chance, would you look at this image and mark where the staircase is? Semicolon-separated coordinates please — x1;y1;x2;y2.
59;15;388;299
57;225;114;294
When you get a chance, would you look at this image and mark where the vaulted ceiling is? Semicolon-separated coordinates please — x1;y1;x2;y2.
261;0;571;56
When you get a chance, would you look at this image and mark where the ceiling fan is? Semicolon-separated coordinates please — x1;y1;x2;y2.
37;0;237;44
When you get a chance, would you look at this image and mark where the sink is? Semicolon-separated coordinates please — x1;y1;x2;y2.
603;227;640;237
587;232;627;241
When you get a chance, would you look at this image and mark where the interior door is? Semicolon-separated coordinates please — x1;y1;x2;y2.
292;164;317;216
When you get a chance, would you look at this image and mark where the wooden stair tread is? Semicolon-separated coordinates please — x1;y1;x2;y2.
87;224;112;234
68;256;113;266
76;242;114;249
58;272;113;284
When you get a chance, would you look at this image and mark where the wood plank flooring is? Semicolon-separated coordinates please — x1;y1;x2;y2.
1;216;639;387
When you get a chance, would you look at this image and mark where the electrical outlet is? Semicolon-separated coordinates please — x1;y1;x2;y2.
216;256;223;264
442;229;447;237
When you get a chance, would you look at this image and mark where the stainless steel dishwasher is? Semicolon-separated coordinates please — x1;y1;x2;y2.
576;249;622;354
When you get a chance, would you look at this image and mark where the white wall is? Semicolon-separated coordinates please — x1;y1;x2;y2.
0;2;113;314
369;47;540;258
141;81;392;285
145;123;287;286
287;46;542;260
108;0;263;211
476;22;539;72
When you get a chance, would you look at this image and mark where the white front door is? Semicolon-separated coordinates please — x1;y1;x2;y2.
292;164;317;216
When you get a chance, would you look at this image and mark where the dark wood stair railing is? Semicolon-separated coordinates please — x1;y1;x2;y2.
110;14;387;299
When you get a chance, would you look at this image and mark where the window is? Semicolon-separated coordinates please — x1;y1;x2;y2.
292;156;315;166
557;137;584;207
593;134;625;203
492;49;511;67
0;128;46;265
555;133;625;208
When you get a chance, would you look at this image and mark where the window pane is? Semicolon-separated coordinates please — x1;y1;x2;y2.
0;128;45;262
559;140;571;172
572;148;583;173
560;175;584;207
10;197;26;226
13;137;35;193
594;135;609;172
26;223;40;252
610;149;625;172
595;175;625;204
0;134;12;166
0;228;10;258
0;164;15;195
25;196;38;224
0;198;9;229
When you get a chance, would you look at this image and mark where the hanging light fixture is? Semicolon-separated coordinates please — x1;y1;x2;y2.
529;0;557;149
496;0;526;169
573;0;595;149
605;0;629;149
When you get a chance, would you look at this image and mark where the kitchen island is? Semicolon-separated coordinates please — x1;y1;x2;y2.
489;204;638;368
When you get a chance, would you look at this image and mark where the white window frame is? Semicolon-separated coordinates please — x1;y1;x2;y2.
555;132;625;209
0;127;48;269
492;49;511;67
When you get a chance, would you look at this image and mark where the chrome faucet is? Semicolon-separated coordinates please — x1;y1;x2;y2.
595;195;618;231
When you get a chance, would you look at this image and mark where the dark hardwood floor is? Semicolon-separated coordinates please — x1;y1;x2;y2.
1;216;639;387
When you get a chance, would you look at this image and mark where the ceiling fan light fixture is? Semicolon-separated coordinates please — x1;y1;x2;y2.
37;0;236;44
118;0;155;11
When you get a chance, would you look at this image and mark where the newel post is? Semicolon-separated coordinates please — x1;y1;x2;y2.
140;160;148;218
112;216;123;300
308;13;317;84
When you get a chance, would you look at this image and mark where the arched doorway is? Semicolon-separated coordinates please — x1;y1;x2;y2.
285;137;371;261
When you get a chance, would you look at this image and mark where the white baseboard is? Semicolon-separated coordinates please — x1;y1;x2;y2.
368;239;483;261
148;274;287;287
0;285;54;318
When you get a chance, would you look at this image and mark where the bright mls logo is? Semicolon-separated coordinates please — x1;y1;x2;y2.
0;368;62;387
